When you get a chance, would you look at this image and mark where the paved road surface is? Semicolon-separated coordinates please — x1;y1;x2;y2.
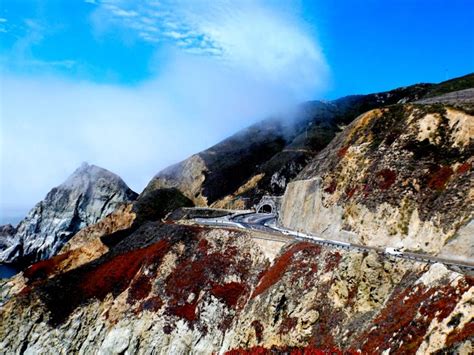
192;211;474;273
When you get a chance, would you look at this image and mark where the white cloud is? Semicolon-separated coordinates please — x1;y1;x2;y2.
91;0;328;95
1;0;329;220
1;51;306;217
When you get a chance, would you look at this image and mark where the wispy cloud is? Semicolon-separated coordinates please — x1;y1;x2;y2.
0;18;7;33
1;18;78;72
90;0;328;95
2;0;329;217
1;56;299;215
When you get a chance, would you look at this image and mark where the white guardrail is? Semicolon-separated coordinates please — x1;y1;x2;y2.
191;211;474;272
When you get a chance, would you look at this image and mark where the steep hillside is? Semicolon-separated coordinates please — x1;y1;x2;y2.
1;74;473;354
0;163;138;266
422;73;474;98
142;74;473;210
280;101;473;261
1;223;472;354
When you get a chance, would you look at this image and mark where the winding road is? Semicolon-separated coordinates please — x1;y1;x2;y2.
192;210;474;273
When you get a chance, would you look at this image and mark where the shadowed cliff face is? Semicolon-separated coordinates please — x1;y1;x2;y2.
0;163;138;266
281;102;473;260
0;223;472;354
142;74;474;210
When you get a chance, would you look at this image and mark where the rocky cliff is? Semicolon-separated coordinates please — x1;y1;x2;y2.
0;163;138;266
0;223;472;354
280;100;473;261
1;74;473;354
142;74;474;210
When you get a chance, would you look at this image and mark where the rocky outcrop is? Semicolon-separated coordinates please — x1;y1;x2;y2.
0;225;17;261
0;224;472;354
280;103;473;261
0;163;137;265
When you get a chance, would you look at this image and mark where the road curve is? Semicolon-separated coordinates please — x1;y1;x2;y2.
191;211;474;273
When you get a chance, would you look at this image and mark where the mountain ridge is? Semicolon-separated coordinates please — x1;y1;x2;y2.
142;73;474;210
0;163;138;266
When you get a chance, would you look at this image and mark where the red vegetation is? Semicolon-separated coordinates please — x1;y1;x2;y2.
225;346;354;355
289;253;319;287
226;346;268;355
358;274;472;353
24;251;72;282
324;252;342;272
140;296;163;312
252;242;320;298
456;162;471;174
165;248;233;302
419;278;471;322
168;301;198;322
251;320;264;343
79;239;169;303
324;180;337;194
345;186;357;199
337;146;349;158
210;282;246;308
38;239;170;326
376;169;397;190
427;166;453;190
197;238;209;253
279;317;297;334
164;237;251;323
445;319;474;348
359;284;431;352
127;274;152;304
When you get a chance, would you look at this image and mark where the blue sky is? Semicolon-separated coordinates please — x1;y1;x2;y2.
1;0;472;97
0;0;473;219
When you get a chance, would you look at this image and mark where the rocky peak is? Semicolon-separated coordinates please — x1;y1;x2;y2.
0;225;16;237
0;163;138;266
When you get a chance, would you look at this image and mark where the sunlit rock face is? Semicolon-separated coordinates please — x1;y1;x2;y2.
0;163;138;265
280;103;474;261
1;224;472;354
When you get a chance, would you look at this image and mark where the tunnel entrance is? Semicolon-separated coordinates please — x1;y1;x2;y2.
255;196;279;215
258;204;273;214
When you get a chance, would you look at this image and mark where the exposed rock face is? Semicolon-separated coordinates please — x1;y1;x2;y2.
61;203;136;254
280;103;473;261
0;163;137;265
2;74;473;354
0;224;472;354
0;225;17;261
142;74;474;210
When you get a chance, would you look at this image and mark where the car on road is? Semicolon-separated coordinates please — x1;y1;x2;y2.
385;247;403;256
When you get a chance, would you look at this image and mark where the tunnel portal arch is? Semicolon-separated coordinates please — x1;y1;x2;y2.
255;196;277;214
